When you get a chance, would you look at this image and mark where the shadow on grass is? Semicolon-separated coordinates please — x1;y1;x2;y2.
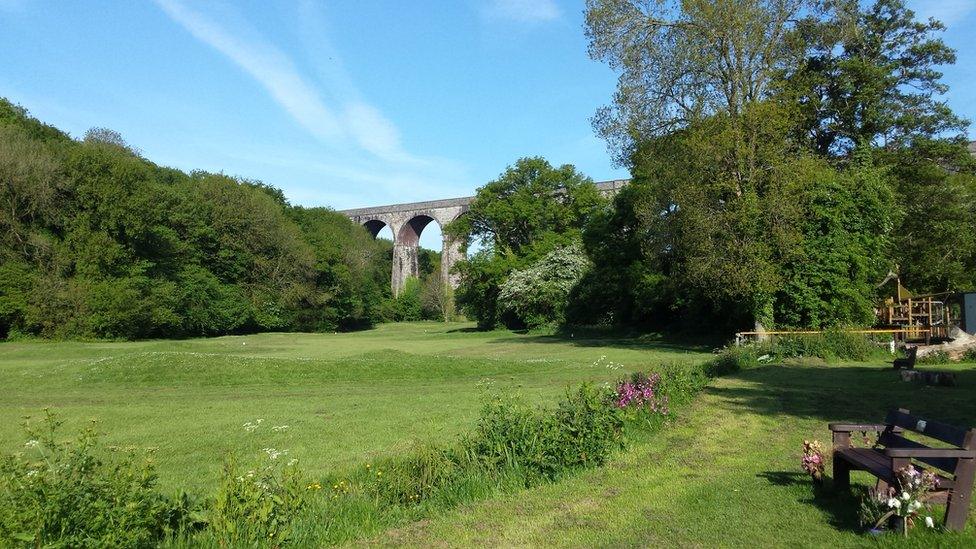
723;364;976;533
757;472;865;532
709;364;976;428
482;332;718;354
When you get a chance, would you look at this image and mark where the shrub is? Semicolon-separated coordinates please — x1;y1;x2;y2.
497;243;590;329
964;347;976;363
917;350;952;365
209;451;308;547
656;362;710;404
464;384;623;481
704;346;763;375
0;410;196;547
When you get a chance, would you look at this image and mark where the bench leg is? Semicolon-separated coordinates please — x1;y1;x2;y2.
945;458;975;531
833;457;850;490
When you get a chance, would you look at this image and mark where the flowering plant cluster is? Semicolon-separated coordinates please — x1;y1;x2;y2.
614;372;668;415
861;465;939;536
801;440;826;482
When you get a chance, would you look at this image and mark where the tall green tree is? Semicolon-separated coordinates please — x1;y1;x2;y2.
788;0;967;156
787;0;975;294
586;0;811;166
0;97;391;340
447;157;604;329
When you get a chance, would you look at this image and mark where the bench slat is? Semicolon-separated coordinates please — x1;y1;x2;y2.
878;432;960;473
883;410;972;448
837;447;956;489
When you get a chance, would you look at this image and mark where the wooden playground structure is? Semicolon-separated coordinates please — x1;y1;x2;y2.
735;274;967;345
875;275;952;341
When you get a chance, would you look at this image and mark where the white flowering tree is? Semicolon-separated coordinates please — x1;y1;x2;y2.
498;243;590;329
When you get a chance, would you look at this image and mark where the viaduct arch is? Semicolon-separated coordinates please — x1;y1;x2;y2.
339;179;629;295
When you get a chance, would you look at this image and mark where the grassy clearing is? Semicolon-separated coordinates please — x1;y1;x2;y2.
0;322;709;492
6;324;976;546
364;360;976;547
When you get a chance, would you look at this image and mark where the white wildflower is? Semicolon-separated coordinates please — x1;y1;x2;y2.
901;491;910;501
271;425;290;432
925;516;934;528
26;470;37;478
24;439;39;449
287;458;299;467
887;498;901;509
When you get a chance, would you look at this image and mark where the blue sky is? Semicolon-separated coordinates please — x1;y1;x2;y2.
2;0;975;249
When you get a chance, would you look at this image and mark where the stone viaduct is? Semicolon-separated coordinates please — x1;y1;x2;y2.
339;179;629;295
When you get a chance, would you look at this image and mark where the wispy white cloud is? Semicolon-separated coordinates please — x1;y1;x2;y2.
909;0;976;27
483;0;561;23
154;0;342;143
152;0;455;173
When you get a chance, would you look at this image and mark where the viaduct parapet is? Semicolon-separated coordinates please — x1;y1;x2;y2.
340;179;629;295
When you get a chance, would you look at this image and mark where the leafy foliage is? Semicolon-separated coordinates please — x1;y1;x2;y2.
209;454;308;547
0;411;199;547
498;243;590;329
578;0;974;333
0;98;389;340
449;157;605;329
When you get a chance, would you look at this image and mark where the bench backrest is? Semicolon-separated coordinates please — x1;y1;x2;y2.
879;408;976;474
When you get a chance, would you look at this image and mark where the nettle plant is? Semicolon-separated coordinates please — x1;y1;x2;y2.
209;449;309;547
0;410;198;547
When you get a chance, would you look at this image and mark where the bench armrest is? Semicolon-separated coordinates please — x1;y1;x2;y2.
884;448;976;459
829;423;890;433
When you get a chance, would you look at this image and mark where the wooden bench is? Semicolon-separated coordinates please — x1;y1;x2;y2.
892;346;918;369
830;409;976;531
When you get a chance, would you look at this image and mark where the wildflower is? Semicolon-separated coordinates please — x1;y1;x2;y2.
887;498;901;509
901;491;910;501
925;516;934;528
25;470;37;478
272;425;290;432
287;458;299;467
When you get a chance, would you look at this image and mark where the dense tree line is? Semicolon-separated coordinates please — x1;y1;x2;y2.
562;0;976;333
0;98;412;340
451;0;975;334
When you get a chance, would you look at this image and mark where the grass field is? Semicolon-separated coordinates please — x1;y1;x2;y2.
362;359;976;548
3;323;975;546
0;322;709;492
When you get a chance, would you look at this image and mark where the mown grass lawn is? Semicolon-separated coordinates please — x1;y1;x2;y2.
364;360;976;548
4;323;975;547
0;322;709;492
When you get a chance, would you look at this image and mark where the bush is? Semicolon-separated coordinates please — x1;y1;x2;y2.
497;243;590;329
715;331;888;368
917;350;952;365
464;384;623;481
704;346;763;375
964;348;976;363
209;452;308;547
0;411;196;547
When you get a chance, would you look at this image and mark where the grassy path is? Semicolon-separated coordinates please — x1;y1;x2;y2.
364;362;976;547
